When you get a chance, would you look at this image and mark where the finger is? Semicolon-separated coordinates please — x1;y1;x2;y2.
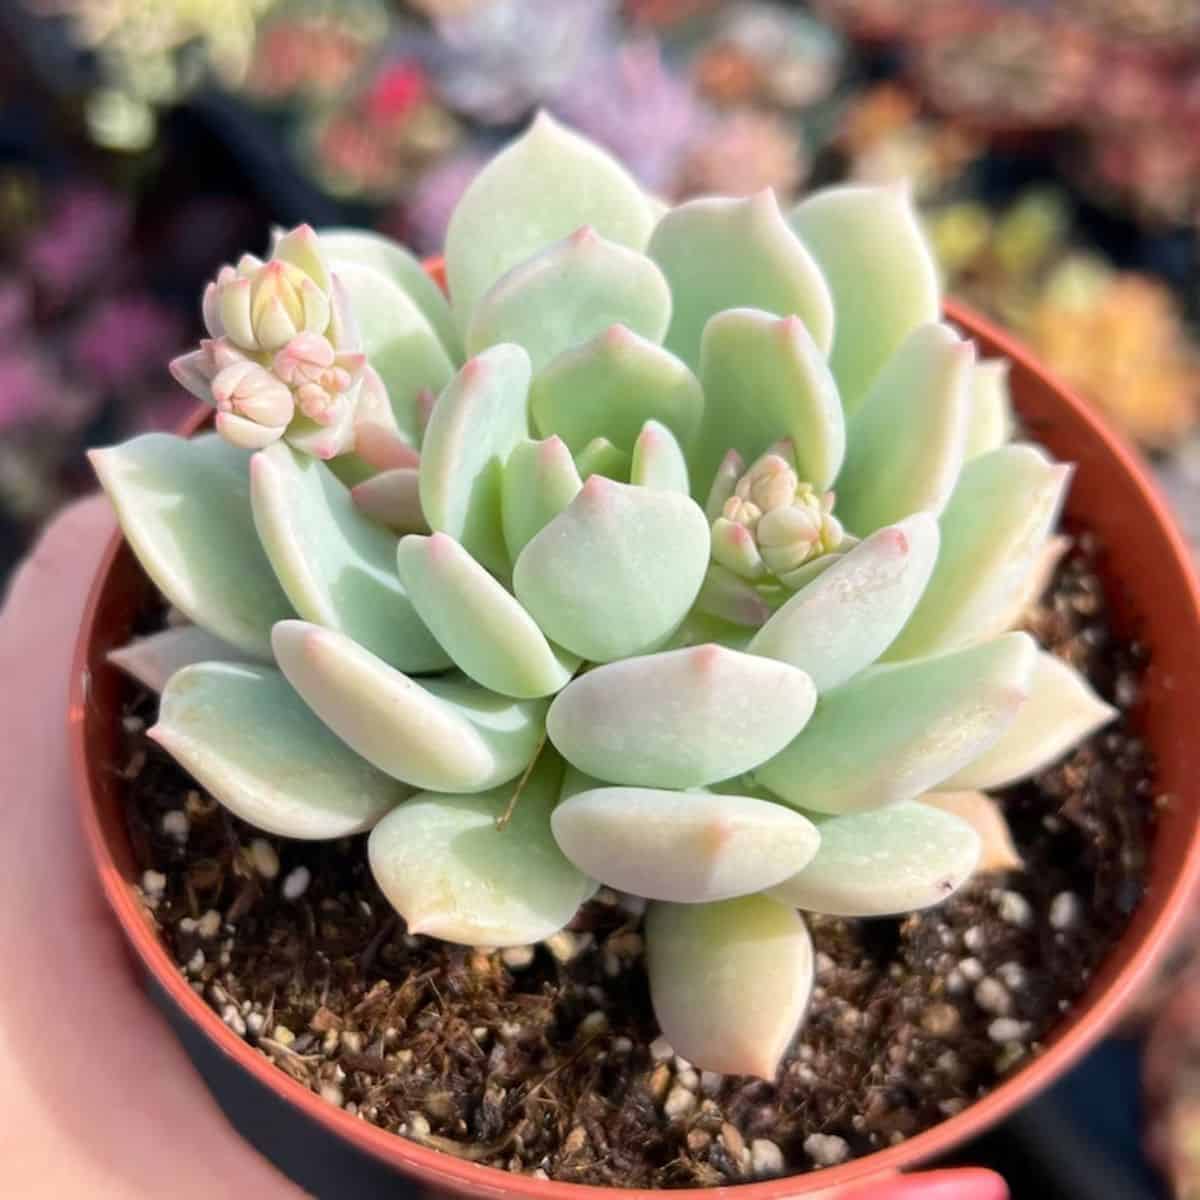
0;493;115;653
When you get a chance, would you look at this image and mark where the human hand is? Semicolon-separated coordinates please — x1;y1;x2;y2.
0;496;305;1200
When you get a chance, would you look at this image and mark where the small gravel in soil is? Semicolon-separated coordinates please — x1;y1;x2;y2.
117;532;1154;1188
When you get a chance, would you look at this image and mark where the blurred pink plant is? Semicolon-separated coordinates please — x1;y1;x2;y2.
401;152;486;254
553;39;711;195
70;295;186;390
23;186;131;307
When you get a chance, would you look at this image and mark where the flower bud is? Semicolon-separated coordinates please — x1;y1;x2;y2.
211;360;295;431
735;453;798;513
722;496;762;529
273;332;364;426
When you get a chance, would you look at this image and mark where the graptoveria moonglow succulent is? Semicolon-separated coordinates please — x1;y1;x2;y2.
92;114;1116;1080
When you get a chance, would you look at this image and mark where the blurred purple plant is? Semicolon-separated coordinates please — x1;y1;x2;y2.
70;295;185;391
402;151;487;255
430;0;617;124
553;39;712;195
23;186;131;309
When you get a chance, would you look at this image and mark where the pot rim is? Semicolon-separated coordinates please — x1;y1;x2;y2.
69;299;1200;1199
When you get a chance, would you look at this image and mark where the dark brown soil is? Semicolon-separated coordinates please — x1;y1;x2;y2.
119;530;1154;1187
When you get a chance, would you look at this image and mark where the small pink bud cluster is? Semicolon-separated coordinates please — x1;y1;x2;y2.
708;445;846;589
273;332;366;426
168;225;378;459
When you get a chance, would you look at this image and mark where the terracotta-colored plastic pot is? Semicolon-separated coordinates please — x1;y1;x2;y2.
69;297;1200;1200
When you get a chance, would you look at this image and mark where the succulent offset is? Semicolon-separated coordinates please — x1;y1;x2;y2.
92;114;1116;1080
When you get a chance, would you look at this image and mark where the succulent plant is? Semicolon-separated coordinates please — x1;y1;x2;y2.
92;114;1116;1079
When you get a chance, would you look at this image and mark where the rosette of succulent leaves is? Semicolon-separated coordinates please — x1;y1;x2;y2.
94;115;1115;1079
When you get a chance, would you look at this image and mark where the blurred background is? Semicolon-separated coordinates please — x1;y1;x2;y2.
2;0;1199;1195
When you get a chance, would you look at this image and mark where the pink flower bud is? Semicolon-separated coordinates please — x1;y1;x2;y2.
211;360;295;429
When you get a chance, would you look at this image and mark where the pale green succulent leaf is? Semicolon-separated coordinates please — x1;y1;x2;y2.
368;756;594;947
885;445;1071;660
465;229;671;372
789;183;940;416
445;111;655;331
757;632;1038;814
648;191;834;371
630;420;690;493
646;896;813;1078
251;442;450;673
513;476;710;661
397;533;579;699
529;325;703;454
419;344;532;578
668;610;757;653
693;307;845;494
330;260;456;442
553;787;820;903
350;467;428;535
89;434;292;658
151;663;406;839
272;620;546;793
501;436;582;561
318;227;462;360
704;449;744;521
769;802;980;916
921;791;1023;873
693;563;777;628
547;644;815;788
575;436;631;482
108;625;254;694
941;651;1116;790
835;323;973;536
965;359;1015;459
748;514;940;692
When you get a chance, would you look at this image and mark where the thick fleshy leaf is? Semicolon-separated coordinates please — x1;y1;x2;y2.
669;611;757;654
329;261;456;442
108;625;253;693
151;663;405;838
693;563;777;628
553;787;820;902
89;434;292;658
693;307;844;494
921;792;1023;873
513;475;710;661
575;436;631;482
769;802;980;916
420;344;532;578
704;449;744;521
397;533;579;699
350;468;429;534
547;644;816;788
630;420;689;493
885;445;1071;661
987;533;1071;638
317;227;462;360
250;443;449;672
465;228;671;372
748;514;940;692
834;324;973;536
501;436;582;561
646;896;813;1078
272;621;546;793
941;651;1116;790
648;191;833;370
965;359;1015;459
757;632;1038;814
444;112;655;330
789;183;940;416
529;325;703;454
368;757;595;946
